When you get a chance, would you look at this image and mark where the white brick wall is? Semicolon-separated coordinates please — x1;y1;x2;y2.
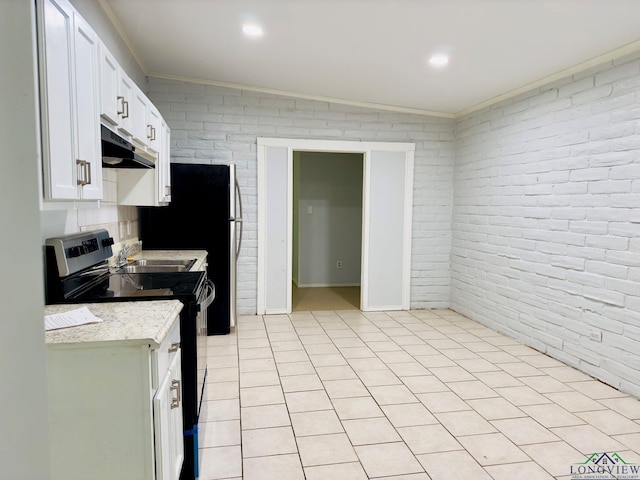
147;55;640;396
452;54;640;397
147;79;455;315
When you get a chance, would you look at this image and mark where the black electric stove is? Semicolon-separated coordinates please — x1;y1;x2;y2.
75;271;206;301
44;229;212;480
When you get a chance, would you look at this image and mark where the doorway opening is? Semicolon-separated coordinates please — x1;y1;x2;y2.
291;151;364;311
257;137;414;315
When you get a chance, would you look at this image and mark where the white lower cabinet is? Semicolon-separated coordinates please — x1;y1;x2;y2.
154;352;184;480
47;317;183;480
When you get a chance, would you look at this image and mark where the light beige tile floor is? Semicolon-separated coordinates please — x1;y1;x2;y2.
292;285;360;311
198;309;640;479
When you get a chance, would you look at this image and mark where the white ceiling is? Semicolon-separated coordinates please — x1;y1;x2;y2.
103;0;640;116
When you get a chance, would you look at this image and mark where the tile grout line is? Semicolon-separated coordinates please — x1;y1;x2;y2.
264;313;311;479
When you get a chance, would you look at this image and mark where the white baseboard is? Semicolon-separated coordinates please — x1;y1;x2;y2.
362;305;405;312
296;283;361;288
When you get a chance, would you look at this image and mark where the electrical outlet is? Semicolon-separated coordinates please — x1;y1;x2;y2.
336;260;342;269
588;329;602;342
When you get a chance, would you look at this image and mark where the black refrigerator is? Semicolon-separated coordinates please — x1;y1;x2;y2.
139;163;242;334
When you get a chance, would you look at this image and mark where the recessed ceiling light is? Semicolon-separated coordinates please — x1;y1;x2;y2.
242;24;263;37
429;54;450;67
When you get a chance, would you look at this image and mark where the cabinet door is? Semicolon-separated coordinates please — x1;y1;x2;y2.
131;85;150;146
160;122;171;203
154;351;184;480
40;0;78;200
99;44;120;126
147;105;162;154
117;71;134;137
73;13;102;200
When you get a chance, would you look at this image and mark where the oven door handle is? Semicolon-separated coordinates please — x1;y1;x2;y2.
200;279;215;310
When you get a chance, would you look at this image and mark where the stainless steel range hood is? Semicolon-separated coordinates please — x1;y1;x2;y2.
101;125;155;169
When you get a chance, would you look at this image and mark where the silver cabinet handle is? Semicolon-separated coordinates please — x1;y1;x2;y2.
122;99;129;119
168;342;180;353
76;161;92;186
117;96;125;115
76;159;83;185
76;159;87;186
144;125;158;141
165;185;171;196
170;379;181;409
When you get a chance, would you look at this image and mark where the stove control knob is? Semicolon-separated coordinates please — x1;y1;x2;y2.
67;246;83;258
102;237;115;248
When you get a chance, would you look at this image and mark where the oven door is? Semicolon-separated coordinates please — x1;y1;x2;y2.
193;279;214;478
196;279;214;414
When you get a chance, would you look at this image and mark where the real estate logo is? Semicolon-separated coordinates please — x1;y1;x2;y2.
570;452;640;479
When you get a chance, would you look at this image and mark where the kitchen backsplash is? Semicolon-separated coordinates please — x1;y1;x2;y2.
40;169;139;243
81;169;139;242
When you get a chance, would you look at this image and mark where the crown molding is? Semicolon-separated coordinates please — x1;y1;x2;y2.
455;39;640;118
97;0;147;74
97;3;640;121
147;72;455;119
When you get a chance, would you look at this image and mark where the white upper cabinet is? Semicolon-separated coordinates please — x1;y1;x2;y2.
116;93;172;206
147;104;162;154
98;46;141;141
116;68;135;137
98;45;120;126
117;73;136;137
98;43;166;155
39;0;76;200
100;61;152;149
73;13;102;200
38;0;102;201
117;122;171;206
108;61;171;206
131;83;151;146
160;121;172;203
39;0;171;206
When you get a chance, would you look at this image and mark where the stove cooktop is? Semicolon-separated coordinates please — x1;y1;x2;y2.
72;271;206;302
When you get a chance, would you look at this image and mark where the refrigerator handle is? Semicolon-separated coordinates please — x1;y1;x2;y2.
235;178;244;259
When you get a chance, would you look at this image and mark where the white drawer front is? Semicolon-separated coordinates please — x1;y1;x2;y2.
152;318;180;389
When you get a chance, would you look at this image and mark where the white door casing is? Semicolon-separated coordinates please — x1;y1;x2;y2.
257;138;414;314
257;144;292;314
362;150;413;311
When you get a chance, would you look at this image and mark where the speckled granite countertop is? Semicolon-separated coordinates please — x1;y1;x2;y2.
45;300;183;348
129;249;208;271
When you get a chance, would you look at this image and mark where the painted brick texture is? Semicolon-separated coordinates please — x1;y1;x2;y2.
146;79;455;315
452;54;640;397
147;53;640;397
